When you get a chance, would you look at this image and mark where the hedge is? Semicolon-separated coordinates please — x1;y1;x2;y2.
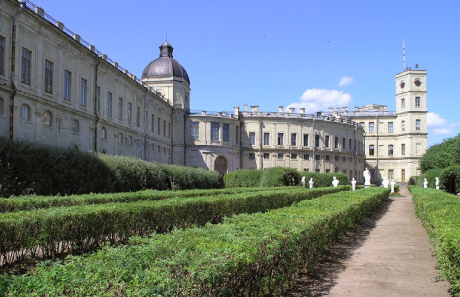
0;187;348;268
0;187;388;296
223;169;264;188
410;186;460;295
300;172;349;188
259;167;301;187
158;164;222;190
411;165;460;194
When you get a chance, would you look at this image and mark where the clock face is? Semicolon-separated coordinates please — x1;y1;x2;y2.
414;80;421;87
400;81;405;89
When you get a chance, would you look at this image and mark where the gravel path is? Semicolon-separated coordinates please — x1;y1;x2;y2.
287;186;452;297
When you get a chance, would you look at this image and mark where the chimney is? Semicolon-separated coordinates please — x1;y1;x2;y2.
244;104;248;112
299;108;306;114
289;107;295;114
328;108;334;114
279;106;284;113
234;106;240;115
250;105;259;113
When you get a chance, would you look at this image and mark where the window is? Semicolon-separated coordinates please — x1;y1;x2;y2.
101;127;107;139
264;133;270;145
96;86;101;113
72;119;79;133
303;134;309;146
360;122;365;129
315;135;320;147
44;59;53;93
223;124;229;141
325;135;330;148
118;98;123;120
369;122;374;133
277;153;284;159
401;143;406;155
335;156;339;161
0;98;4;114
369;145;374;156
291;133;297;146
416;119;421;130
370;170;375;181
163;120;166;137
236;127;239;143
388;169;394;179
44;110;52;127
0;36;5;75
291;153;297;159
64;70;72;100
343;156;346;162
249;153;255;160
211;122;219;141
278;133;284;145
315;154;320;161
157;117;161;135
334;137;339;149
107;92;112;116
249;132;256;145
190;122;199;140
354;140;356;151
401;120;405;131
388;144;394;156
151;114;154;132
80;78;87;107
128;136;133;146
118;133;123;144
20;104;30;121
388;122;393;133
127;102;132;124
342;138;346;149
349;139;352;150
21;48;31;85
325;155;330;161
136;106;140;127
415;97;420;107
401;98;405;108
303;154;309;160
263;153;270;159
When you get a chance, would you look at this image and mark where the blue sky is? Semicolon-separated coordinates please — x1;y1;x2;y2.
28;0;459;147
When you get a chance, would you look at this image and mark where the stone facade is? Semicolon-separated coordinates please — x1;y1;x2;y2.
0;0;426;184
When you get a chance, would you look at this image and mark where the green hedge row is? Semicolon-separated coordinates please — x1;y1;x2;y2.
300;172;349;187
410;186;460;295
0;187;348;267
0;187;292;213
0;187;388;296
411;165;460;194
0;138;222;198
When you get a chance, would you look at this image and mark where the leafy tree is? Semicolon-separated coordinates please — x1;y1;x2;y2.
420;133;460;173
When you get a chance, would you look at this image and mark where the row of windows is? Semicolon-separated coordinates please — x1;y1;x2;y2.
248;153;356;162
190;122;232;142
361;119;421;133
401;97;421;108
368;144;406;156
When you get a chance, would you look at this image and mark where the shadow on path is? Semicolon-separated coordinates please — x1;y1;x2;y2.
286;198;393;297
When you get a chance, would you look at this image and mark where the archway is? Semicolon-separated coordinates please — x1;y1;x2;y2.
214;156;228;175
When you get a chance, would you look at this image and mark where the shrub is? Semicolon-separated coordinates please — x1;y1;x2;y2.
415;168;444;189
223;169;263;188
300;172;349;188
259;167;301;187
158;164;222;190
419;133;460;173
440;165;460;194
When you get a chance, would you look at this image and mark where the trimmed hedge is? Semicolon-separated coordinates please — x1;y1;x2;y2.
158;164;222;190
301;172;349;188
410;186;460;295
412;165;460;194
259;167;300;187
0;187;388;296
0;187;348;267
223;169;263;188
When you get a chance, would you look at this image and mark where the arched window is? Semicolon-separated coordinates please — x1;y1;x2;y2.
101;127;107;139
72;119;79;133
20;104;30;121
44;110;52;127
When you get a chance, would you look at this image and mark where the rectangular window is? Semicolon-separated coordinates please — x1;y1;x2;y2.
334;136;338;149
360;122;365;129
415;97;420;107
236;127;239;143
401;169;406;182
136;106;140;127
349;139;352;150
303;154;309;160
315;154;320;161
44;59;53;93
369;122;374;133
342;138;346;149
291;133;297;146
223;124;229;141
249;132;255;145
369;144;374;156
190;122;199;140
158;117;161;135
264;133;270;145
370;170;375;181
0;98;4;115
169;123;171;139
64;70;72;100
0;36;5;75
315;135;320;147
278;153;284;159
278;133;284;145
96;86;101;112
416;119;421;130
325;155;330;161
388;122;393;133
402;143;406;155
80;78;87;107
127;102;132;124
21;48;31;85
388;144;394;156
325;135;330;148
118;98;123;120
163;120;166;137
249;153;255;160
303;134;309;146
291;153;297;159
211;122;219;141
151;114;154;132
263;153;270;159
388;169;394;179
107;92;112;116
401;120;405;131
401;98;405;108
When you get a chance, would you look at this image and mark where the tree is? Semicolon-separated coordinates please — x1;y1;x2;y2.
420;133;460;173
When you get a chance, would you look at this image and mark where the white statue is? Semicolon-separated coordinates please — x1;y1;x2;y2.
301;176;306;188
436;177;440;190
390;179;396;194
424;178;428;188
332;176;340;187
309;178;314;189
351;178;356;191
382;177;389;188
364;167;371;188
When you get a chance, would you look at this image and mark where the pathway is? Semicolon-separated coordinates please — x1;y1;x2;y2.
287;186;452;297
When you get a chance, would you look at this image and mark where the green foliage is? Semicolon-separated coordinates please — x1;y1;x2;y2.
223;169;263;188
415;168;444;189
420;133;460;173
1;187;387;296
300;172;349;187
259;167;301;187
158;164;222;190
410;186;460;295
440;165;460;194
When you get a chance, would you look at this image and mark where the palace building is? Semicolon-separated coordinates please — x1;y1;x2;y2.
0;0;427;183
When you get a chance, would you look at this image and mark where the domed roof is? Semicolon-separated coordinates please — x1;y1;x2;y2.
141;41;190;85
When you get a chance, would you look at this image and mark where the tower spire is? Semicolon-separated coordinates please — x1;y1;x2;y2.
403;38;406;71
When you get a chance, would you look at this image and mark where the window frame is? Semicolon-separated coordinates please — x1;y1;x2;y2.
190;122;199;140
80;77;87;107
0;36;5;76
211;122;219;141
44;110;52;127
64;69;72;101
44;59;53;94
21;47;31;85
223;124;229;142
20;104;30;121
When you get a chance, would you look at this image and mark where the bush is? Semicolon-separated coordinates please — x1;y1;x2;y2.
420;133;460;173
158;164;222;190
259;167;301;187
415;168;444;189
224;169;263;188
440;165;460;194
300;172;349;188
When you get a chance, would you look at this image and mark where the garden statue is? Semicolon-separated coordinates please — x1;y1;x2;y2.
301;176;306;188
436;177;440;190
424;178;428;188
382;177;389;188
351;178;356;191
309;178;314;189
332;176;340;187
390;179;396;194
364;167;371;188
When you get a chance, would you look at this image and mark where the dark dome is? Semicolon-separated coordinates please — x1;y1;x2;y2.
141;41;190;85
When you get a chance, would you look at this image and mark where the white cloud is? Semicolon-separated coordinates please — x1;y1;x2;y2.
433;128;453;135
338;76;354;87
427;112;448;127
286;88;352;114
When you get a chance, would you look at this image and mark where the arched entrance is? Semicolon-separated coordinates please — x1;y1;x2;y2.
214;156;228;175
